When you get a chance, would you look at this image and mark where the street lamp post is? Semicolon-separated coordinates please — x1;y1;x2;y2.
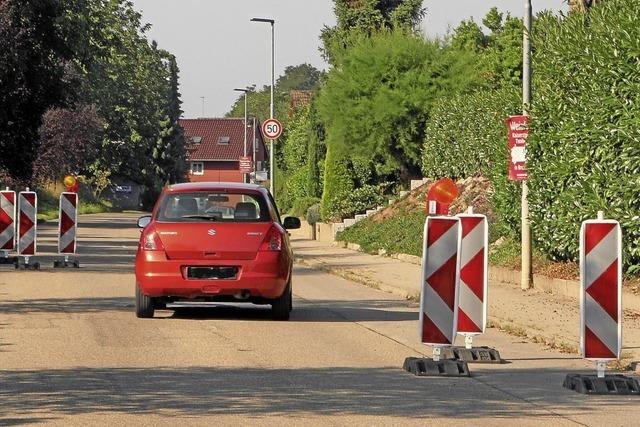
234;88;250;183
251;17;276;197
521;0;533;290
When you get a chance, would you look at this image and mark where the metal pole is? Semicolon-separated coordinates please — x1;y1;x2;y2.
243;91;248;183
521;0;532;290
252;117;256;179
269;21;275;197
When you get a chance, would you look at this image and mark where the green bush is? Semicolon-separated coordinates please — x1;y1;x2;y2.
528;0;640;273
290;196;320;217
422;85;522;238
337;209;426;256
326;183;387;221
320;146;354;221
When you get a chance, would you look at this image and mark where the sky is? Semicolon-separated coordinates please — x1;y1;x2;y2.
132;1;569;119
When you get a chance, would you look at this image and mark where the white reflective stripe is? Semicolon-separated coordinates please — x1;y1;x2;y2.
585;227;618;288
20;196;36;221
59;226;76;252
0;227;13;246
460;219;485;267
585;293;618;356
425;221;459;278
1;194;14;220
19;228;35;253
60;194;76;220
424;283;455;343
459;280;483;328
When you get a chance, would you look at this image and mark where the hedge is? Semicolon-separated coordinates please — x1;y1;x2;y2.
528;0;640;273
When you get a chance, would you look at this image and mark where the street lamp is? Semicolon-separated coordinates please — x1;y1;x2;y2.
250;17;276;197
234;88;250;183
521;0;532;290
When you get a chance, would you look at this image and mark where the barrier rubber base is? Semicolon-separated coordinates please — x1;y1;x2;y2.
563;374;640;395
441;346;502;364
403;357;470;377
53;259;80;268
0;256;18;265
15;261;40;270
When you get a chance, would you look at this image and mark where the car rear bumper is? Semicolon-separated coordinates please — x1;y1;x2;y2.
135;251;290;299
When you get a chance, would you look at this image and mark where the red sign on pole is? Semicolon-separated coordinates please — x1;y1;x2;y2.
506;115;529;181
239;156;253;173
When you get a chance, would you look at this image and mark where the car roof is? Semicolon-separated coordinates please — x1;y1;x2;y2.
165;182;267;194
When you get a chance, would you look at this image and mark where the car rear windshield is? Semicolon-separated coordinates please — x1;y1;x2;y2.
156;192;270;222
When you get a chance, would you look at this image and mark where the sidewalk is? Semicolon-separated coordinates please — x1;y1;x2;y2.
291;237;640;366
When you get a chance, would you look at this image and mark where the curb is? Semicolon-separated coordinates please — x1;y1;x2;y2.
333;241;640;313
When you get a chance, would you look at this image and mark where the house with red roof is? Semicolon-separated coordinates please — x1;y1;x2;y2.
178;118;268;183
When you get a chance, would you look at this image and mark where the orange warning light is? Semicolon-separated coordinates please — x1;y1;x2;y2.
431;178;458;205
63;175;77;189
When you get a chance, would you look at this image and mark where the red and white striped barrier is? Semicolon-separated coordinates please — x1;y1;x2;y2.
58;192;78;254
419;216;462;353
17;191;37;256
0;189;16;251
580;214;622;363
456;212;488;341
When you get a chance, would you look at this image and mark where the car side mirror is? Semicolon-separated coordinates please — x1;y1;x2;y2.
137;215;152;228
283;216;301;230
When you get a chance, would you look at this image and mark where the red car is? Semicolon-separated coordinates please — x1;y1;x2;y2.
134;182;300;320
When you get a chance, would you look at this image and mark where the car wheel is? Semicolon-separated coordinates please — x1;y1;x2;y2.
135;284;155;318
272;282;291;321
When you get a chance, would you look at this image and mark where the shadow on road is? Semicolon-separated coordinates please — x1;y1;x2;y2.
0;366;629;424
0;297;133;314
168;298;417;323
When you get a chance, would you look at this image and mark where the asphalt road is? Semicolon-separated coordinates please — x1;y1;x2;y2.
0;213;638;426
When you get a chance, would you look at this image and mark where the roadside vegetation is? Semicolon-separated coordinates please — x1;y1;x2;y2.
0;0;186;207
254;0;638;278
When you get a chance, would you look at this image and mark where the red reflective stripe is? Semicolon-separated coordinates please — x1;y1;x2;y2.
460;248;484;301
426;218;456;247
63;192;77;208
422;314;451;345
585;326;616;359
61;241;75;253
426;254;457;309
586;260;619;321
460;215;483;239
584;223;616;255
457;307;481;333
60;210;74;235
19;211;34;238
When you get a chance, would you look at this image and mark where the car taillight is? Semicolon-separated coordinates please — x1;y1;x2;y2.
259;226;282;252
142;231;165;251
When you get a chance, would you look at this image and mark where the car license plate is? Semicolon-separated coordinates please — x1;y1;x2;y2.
186;266;238;280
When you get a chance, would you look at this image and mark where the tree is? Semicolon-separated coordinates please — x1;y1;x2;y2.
226;63;322;121
0;0;78;181
33;105;103;183
320;0;425;65
318;30;479;181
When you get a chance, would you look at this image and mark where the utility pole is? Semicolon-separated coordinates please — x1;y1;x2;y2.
251;17;276;198
234;88;250;183
200;96;205;117
521;0;533;290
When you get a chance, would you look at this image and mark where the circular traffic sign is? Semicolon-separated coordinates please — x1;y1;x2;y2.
262;118;283;139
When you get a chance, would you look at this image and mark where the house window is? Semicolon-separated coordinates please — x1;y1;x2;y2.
218;136;230;145
190;161;204;175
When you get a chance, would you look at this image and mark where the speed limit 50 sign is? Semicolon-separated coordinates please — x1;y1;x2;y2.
262;118;283;139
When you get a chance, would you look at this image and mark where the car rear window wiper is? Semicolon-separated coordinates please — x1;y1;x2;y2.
181;215;219;221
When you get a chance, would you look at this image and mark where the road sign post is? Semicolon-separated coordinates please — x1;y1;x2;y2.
262;118;283;196
54;192;80;268
0;188;17;265
563;211;639;395
17;189;39;270
438;207;501;364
